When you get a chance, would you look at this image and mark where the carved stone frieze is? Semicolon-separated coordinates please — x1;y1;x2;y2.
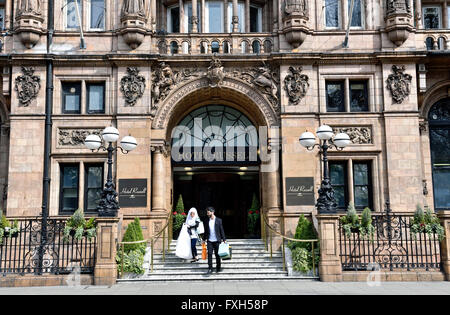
284;0;308;18
58;129;102;147
284;66;309;105
120;67;146;106
386;65;412;104
14;67;41;107
333;126;373;144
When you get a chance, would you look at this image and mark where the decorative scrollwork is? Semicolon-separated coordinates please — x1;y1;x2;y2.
58;129;102;147
14;67;41;107
386;65;412;104
284;66;309;105
120;67;146;107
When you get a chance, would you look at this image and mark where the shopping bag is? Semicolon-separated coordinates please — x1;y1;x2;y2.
221;246;232;260
197;221;205;235
175;224;193;260
218;242;230;257
201;243;207;260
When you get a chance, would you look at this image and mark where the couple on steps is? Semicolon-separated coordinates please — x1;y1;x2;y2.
177;206;227;274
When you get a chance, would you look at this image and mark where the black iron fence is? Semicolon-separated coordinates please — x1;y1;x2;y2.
0;218;97;275
339;205;442;272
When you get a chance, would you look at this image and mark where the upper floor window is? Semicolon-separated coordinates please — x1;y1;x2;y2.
84;163;104;212
326;81;345;112
0;3;5;30
62;81;106;114
325;0;340;28
66;0;105;31
86;82;105;113
326;79;369;112
60;164;80;213
89;0;105;30
349;81;369;112
423;6;442;29
348;0;363;28
62;82;82;114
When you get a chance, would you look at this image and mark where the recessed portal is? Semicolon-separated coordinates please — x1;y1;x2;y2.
173;167;260;239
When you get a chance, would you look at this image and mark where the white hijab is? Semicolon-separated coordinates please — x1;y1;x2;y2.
186;207;199;226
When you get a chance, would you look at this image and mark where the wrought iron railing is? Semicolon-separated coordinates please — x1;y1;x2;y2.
0;218;97;275
339;204;442;272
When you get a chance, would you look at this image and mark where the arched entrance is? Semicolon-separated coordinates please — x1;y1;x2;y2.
428;98;450;209
171;105;261;238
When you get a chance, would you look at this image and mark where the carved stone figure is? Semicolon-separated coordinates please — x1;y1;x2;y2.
386;0;410;16
14;67;41;107
58;129;102;146
284;0;308;17
284;66;309;105
207;56;225;88
16;0;42;17
120;67;146;106
386;65;412;104
334;127;372;144
252;64;279;102
121;0;146;18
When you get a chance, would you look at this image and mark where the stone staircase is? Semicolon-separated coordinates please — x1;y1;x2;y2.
118;239;317;282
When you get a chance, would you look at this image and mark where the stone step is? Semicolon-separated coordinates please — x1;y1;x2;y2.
151;254;283;261
118;274;315;282
150;259;284;266
150;264;285;270
144;269;288;276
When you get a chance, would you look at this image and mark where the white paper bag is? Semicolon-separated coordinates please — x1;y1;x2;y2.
175;224;193;260
197;221;205;235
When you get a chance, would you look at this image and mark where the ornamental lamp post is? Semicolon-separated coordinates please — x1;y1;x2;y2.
84;126;138;217
299;125;350;214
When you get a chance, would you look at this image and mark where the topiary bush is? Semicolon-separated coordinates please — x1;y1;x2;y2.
288;214;320;273
247;193;260;236
117;217;147;276
122;217;146;254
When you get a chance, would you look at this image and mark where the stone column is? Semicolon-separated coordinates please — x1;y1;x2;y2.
443;2;449;29
201;0;206;32
224;0;229;32
179;0;185;33
151;0;157;30
94;217;120;285
151;141;168;212
273;0;278;32
192;0;198;32
438;212;450;281
316;214;342;282
4;0;12;30
415;0;422;28
232;0;239;32
245;0;250;32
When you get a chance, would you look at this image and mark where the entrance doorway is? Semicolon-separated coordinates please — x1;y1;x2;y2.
173;167;260;239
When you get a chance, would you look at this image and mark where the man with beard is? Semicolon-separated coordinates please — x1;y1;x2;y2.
203;207;226;274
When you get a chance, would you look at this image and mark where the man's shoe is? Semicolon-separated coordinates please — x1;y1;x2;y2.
207;269;213;274
216;268;222;273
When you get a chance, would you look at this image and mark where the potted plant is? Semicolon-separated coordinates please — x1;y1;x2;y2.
247;193;261;238
0;211;19;243
340;202;375;240
172;194;187;239
116;217;146;278
410;204;445;241
63;209;97;242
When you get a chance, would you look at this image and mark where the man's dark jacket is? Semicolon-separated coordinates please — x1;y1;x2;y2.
203;216;226;242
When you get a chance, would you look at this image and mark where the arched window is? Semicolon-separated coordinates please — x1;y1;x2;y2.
223;41;230;53
264;40;272;53
171;105;258;164
428;98;450;209
426;37;434;50
170;41;179;54
211;41;220;53
252;41;260;54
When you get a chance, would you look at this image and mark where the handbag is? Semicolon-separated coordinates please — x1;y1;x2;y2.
201;243;207;260
197;221;205;235
222;246;232;260
218;242;230;257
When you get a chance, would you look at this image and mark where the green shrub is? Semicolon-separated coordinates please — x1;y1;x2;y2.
63;209;97;242
288;214;320;274
175;194;185;214
116;249;145;275
122;217;146;254
247;193;260;235
411;204;445;241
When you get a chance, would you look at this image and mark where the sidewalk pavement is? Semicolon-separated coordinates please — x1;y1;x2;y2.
1;280;450;295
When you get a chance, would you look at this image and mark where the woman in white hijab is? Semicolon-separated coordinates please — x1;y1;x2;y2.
186;207;201;262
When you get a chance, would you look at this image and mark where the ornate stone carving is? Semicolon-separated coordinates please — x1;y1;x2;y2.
282;0;311;48
151;62;199;110
284;66;309;105
16;0;42;17
151;142;170;157
14;0;44;48
120;67;146;106
386;65;412;104
386;0;410;16
385;0;413;46
419;121;428;134
58;129;102;147
334;126;373;144
14;67;41;107
120;0;148;49
284;0;308;18
207;56;225;88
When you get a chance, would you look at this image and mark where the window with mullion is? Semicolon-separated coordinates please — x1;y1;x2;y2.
423;6;442;29
330;162;348;210
349;80;369;112
86;82;105;113
60;164;80;213
326;80;345;112
62;82;82;114
84;164;104;212
90;0;105;30
325;0;340;28
348;0;363;28
67;0;83;30
353;161;372;209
